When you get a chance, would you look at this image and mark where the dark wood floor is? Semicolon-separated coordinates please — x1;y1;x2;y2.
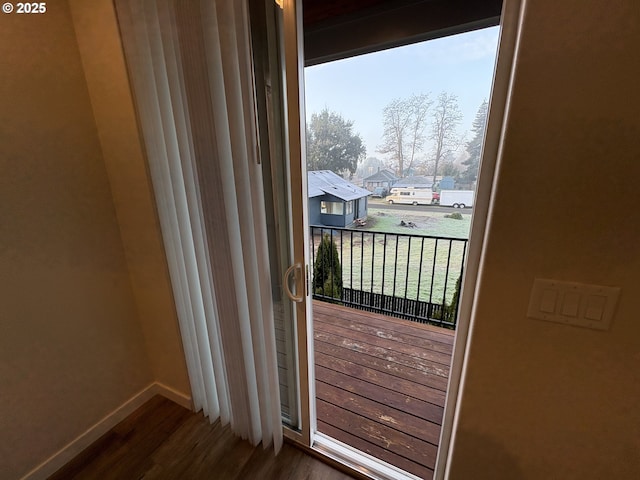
50;303;453;480
314;301;454;480
49;395;354;480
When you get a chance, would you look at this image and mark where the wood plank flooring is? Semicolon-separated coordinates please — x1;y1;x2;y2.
51;302;453;480
313;301;454;480
49;395;354;480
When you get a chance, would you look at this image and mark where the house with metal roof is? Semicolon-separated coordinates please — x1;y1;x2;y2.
308;170;371;227
391;175;434;190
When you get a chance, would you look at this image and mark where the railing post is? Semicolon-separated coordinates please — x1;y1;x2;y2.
415;237;425;318
429;238;438;322
403;236;411;316
370;232;375;309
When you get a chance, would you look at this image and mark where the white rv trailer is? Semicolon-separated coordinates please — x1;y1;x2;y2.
386;187;434;205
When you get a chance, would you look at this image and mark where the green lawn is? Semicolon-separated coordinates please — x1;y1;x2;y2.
311;206;471;306
364;207;471;239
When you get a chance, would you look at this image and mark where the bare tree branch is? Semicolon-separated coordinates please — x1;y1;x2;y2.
378;94;431;177
429;92;463;184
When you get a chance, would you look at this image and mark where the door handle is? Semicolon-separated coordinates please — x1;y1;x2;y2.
283;263;304;302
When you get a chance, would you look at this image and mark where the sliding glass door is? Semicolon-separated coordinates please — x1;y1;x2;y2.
249;0;313;444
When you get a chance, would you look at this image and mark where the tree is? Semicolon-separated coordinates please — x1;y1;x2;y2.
420;151;460;178
306;108;366;177
440;159;461;178
429;92;463;184
313;234;343;301
378;93;432;177
460;100;488;183
432;275;462;326
447;275;462;322
356;156;385;179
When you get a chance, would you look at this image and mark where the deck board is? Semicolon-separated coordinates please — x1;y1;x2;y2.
317;400;437;477
315;318;452;368
315;364;444;424
324;302;456;344
316;305;455;349
314;300;454;478
318;381;441;445
315;329;449;391
317;421;432;480
315;351;447;408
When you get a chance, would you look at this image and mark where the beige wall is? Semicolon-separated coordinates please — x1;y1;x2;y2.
0;2;188;479
449;0;640;478
67;0;190;394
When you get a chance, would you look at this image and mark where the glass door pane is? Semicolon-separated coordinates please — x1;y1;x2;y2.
249;0;313;438
249;0;299;430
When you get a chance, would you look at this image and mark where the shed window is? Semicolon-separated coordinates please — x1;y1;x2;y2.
321;201;343;215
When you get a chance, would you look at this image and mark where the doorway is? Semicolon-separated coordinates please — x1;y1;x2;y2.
302;23;499;480
256;0;523;478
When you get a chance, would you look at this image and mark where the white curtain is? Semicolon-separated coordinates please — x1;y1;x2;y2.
115;0;282;451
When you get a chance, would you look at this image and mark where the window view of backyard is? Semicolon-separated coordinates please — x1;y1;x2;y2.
303;26;499;478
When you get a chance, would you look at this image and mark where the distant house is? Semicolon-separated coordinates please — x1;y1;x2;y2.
438;176;455;190
362;169;398;192
392;175;434;190
308;170;371;227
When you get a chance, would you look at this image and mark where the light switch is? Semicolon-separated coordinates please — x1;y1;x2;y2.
540;288;557;313
561;291;580;317
585;295;607;321
527;278;620;331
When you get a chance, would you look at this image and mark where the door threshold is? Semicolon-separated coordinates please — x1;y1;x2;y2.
312;432;422;480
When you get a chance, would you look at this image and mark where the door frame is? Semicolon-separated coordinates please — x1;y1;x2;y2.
436;0;525;477
278;0;527;478
280;0;316;448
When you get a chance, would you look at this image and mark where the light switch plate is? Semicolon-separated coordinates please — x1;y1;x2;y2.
527;278;620;330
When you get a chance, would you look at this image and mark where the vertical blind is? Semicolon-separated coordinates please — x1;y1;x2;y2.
115;0;283;451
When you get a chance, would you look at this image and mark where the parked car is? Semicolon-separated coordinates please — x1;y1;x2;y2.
431;191;440;204
371;186;388;198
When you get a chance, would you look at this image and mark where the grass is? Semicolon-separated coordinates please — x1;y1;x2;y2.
312;206;471;306
312;231;466;305
365;207;471;239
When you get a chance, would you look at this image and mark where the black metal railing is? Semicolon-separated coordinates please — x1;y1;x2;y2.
310;226;468;329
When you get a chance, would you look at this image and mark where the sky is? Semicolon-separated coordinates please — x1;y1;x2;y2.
303;26;500;162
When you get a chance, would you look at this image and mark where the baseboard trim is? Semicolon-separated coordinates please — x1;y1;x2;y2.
20;382;192;480
151;382;193;410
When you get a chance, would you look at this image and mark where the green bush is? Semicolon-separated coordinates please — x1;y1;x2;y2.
319;272;340;298
313;234;343;301
447;275;462;320
444;212;463;220
431;275;462;325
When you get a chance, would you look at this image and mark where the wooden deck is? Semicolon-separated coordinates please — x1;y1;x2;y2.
313;300;455;480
